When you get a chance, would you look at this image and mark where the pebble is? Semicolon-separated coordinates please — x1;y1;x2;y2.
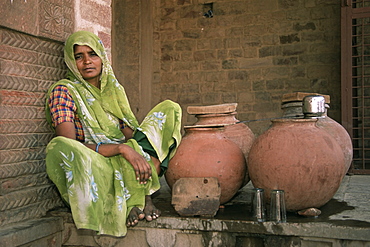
298;208;322;217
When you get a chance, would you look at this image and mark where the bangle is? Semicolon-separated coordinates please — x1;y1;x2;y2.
95;142;103;153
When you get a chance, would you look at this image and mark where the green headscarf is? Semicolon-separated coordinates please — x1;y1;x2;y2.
46;30;139;144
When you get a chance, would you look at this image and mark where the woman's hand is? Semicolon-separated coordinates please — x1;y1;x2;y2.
118;144;152;184
94;143;152;183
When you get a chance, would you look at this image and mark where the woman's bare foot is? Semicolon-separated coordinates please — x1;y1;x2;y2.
143;195;161;221
127;207;145;227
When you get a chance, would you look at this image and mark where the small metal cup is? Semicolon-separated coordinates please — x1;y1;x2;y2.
251;188;266;222
269;190;287;223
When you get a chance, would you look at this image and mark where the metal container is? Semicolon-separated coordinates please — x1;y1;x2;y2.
303;95;325;118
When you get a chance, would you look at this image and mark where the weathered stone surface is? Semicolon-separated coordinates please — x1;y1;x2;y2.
0;90;46;107
0;0;73;42
0;198;63;227
171;177;221;217
0;217;63;247
146;228;176;247
294;22;316;31
0;148;45;164
57;222;98;247
20;232;62;247
0;106;43;119
0;0;38;37
0;27;65;236
174;232;203;247
0;119;52;134
0;172;51;195
202;93;222;105
0;133;54;149
0;160;45;179
80;0;111;29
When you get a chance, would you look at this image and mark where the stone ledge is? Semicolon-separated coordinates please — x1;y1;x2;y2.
137;216;370;242
6;175;367;246
0;217;63;247
60;222;370;247
46;175;370;245
49;210;370;244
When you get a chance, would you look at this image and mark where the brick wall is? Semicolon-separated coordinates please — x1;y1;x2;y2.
151;0;341;135
0;0;112;233
75;0;112;59
0;27;66;227
0;0;74;229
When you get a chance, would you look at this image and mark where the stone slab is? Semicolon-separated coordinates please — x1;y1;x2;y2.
18;232;62;247
0;0;38;37
0;217;63;247
187;103;237;115
0;1;73;42
171;177;221;217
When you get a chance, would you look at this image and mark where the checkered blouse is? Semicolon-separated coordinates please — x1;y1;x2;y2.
48;85;126;142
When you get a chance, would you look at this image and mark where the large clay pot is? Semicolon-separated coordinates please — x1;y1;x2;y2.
165;127;246;204
193;112;255;187
248;118;346;212
315;111;353;175
281;93;353;175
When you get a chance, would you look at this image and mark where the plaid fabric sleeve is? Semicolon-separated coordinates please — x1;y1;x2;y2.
48;85;84;142
48;85;77;127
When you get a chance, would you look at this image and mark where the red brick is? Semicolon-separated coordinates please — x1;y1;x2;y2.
98;31;111;49
80;0;111;29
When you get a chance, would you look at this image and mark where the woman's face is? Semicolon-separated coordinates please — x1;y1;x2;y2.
73;45;102;86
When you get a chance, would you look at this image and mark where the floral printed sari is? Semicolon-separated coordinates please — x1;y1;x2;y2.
45;31;182;237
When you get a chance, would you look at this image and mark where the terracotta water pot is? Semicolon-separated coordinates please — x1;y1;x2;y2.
315;112;353;175
165;127;246;204
193;112;255;187
281;94;353;175
248;118;346;212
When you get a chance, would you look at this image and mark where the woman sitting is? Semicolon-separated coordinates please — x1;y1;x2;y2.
45;30;182;237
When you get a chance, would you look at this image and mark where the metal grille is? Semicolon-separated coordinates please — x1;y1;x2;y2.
342;1;370;173
352;0;370;8
352;17;370;170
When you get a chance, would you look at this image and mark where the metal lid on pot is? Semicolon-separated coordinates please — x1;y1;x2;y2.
303;95;325;118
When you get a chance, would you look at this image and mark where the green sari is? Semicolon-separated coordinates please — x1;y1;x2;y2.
45;31;182;237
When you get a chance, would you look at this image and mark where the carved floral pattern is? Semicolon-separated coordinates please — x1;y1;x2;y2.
39;1;64;38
